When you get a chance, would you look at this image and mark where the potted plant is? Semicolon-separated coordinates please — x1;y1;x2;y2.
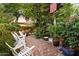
48;21;65;47
48;24;59;46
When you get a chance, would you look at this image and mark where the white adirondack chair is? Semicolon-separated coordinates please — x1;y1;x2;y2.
5;42;18;55
11;32;19;41
13;39;26;50
8;31;35;56
18;31;26;43
15;32;26;49
5;42;35;56
17;46;35;56
11;31;26;41
11;32;26;46
19;31;26;40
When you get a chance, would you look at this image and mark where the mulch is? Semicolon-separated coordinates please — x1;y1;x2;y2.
26;35;63;56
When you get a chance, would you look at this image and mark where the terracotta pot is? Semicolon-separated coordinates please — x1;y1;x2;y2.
53;38;59;47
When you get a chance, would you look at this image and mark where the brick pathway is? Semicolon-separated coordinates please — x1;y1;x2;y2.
26;35;63;56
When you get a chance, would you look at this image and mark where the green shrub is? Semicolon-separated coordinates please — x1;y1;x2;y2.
0;23;20;56
7;23;21;31
64;19;79;48
0;24;15;55
0;18;9;23
34;27;45;38
48;21;66;38
47;19;79;48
